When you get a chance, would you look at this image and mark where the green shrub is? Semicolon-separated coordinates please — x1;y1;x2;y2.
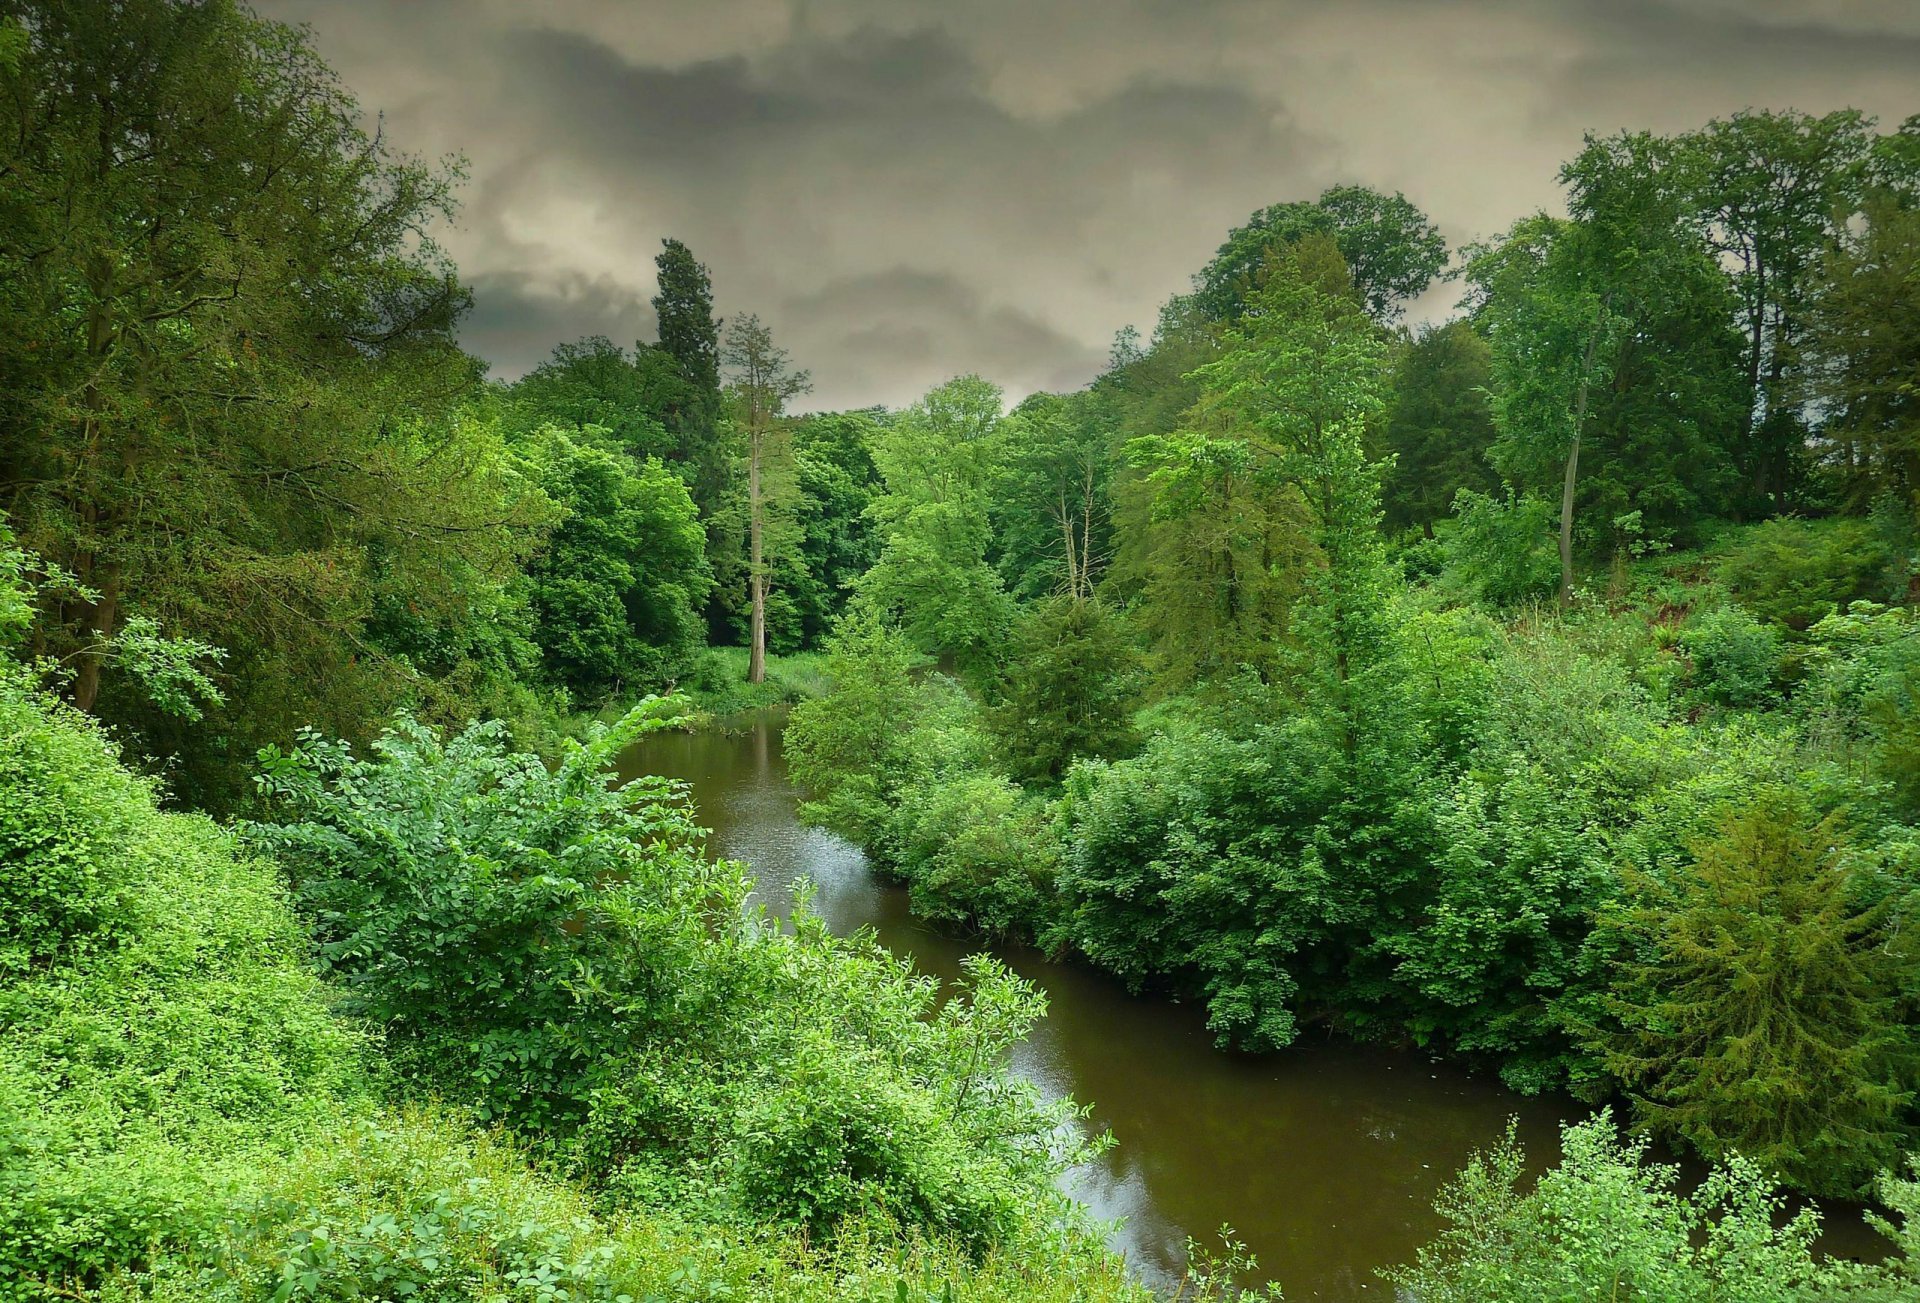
0;672;141;977
1682;605;1782;707
126;1109;1149;1303
1385;1111;1904;1301
248;700;739;1133
0;674;368;1300
1443;489;1560;607
898;771;1059;938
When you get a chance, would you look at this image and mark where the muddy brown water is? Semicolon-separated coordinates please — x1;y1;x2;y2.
616;707;1887;1299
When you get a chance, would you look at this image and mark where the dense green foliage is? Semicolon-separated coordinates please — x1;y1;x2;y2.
1388;1111;1920;1301
782;108;1920;1206
7;0;1920;1293
0;657;1144;1301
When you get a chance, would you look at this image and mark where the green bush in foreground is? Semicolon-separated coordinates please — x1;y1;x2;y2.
1387;1111;1918;1301
0;667;371;1298
0;658;1144;1301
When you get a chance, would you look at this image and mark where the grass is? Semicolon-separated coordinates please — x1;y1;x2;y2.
675;645;833;717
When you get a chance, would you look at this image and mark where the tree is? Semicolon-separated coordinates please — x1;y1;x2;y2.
1596;793;1917;1196
1193;184;1447;324
1471;217;1618;609
721;314;809;683
1195;234;1395;729
983;597;1141;783
1472;132;1744;600
502;336;683;460
784;410;884;648
1801;196;1920;509
0;0;543;795
1380;321;1499;533
993;392;1115;601
1684;110;1875;510
860;375;1015;665
651;238;722;420
522;429;712;698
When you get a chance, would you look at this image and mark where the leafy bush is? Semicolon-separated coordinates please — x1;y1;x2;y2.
249;699;718;1133
139;1108;1150;1303
249;700;1094;1251
1385;1111;1906;1301
1443;489;1560;607
0;673;368;1300
1682;604;1782;707
0;672;142;977
898;771;1058;938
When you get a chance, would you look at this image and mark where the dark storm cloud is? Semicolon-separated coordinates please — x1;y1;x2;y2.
462;269;660;384
258;0;1920;408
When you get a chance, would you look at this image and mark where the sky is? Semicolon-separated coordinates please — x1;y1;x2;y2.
259;0;1920;411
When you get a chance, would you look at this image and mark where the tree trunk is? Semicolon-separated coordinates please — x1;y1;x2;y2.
72;568;119;713
1558;431;1581;612
1560;315;1604;611
747;424;766;684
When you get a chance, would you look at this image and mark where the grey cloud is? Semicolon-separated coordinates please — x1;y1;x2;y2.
257;0;1920;406
782;269;1107;410
463;270;659;383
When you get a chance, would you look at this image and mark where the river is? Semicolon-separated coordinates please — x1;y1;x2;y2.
615;707;1881;1299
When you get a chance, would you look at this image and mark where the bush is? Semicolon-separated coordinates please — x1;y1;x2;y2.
248;699;722;1133
898;771;1059;938
1443;489;1560;607
0;673;368;1300
0;672;141;977
1385;1111;1905;1301
1682;604;1782;707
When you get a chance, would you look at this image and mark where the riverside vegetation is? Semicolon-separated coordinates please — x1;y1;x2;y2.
5;1;1920;1298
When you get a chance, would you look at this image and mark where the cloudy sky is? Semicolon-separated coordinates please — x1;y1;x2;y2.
259;0;1920;410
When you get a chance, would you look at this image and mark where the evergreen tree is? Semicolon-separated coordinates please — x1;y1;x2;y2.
1597;792;1916;1196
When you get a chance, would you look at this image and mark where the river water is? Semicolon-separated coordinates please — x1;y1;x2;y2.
615;708;1881;1299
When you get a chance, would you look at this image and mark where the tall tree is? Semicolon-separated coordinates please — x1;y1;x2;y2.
652;238;721;402
1683;110;1874;510
721;314;809;683
1801;194;1920;509
1470;216;1616;608
860;375;1014;666
1380;321;1499;534
993;392;1114;601
1193;184;1447;325
1196;234;1394;738
1471;133;1742;601
0;0;533;762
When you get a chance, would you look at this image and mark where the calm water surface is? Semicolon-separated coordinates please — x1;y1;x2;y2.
615;709;1879;1298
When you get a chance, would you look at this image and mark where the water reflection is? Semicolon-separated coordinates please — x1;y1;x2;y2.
614;709;1875;1299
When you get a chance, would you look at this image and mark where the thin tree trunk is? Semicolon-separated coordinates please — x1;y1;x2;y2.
1560;315;1605;611
748;424;766;684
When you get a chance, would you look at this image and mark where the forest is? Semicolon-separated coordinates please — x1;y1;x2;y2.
4;0;1920;1299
